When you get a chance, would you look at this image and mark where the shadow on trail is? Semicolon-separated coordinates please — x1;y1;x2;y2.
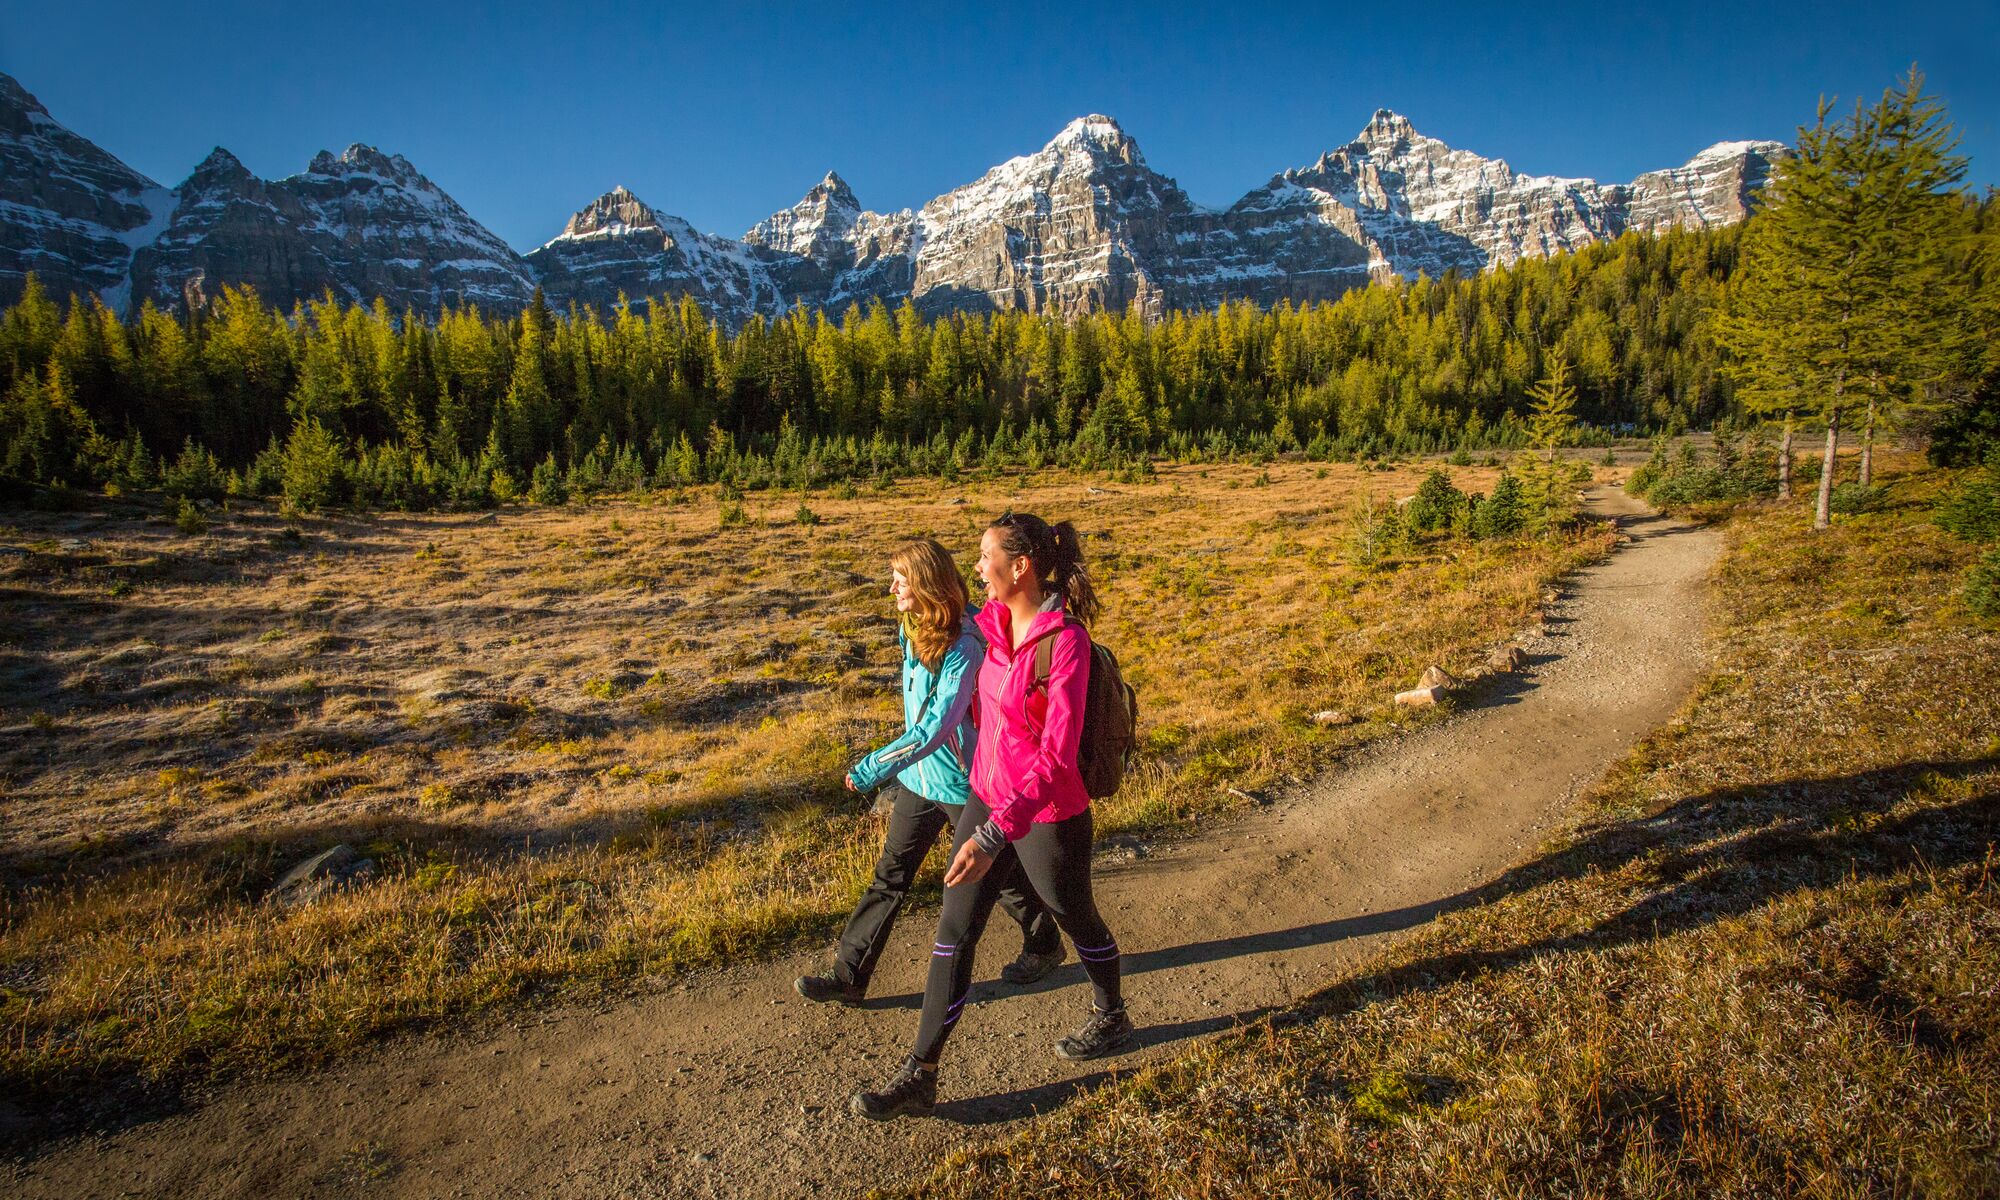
929;754;1998;1115
1276;753;2000;1033
1607;508;1693;544
931;1007;1289;1125
863;895;1469;1015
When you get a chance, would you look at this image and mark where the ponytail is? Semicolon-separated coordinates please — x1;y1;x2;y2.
1047;520;1101;626
990;512;1101;627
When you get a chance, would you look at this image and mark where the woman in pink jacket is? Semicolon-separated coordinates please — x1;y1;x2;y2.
851;512;1130;1120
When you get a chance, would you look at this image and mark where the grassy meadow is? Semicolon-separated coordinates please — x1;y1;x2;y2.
0;457;1608;1109
884;452;2000;1199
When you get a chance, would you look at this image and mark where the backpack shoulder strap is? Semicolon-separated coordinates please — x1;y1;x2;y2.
1030;618;1083;692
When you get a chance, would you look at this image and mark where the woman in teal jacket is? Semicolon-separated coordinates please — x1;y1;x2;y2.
794;537;1062;1005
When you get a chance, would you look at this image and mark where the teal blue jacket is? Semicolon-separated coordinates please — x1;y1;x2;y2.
848;623;984;805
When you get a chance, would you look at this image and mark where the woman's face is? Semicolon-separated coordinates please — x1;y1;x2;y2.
976;527;1027;603
889;568;914;613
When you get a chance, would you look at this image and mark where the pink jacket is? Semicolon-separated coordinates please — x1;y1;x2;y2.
970;598;1093;841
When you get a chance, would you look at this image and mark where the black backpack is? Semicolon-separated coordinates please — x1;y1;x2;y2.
1033;620;1139;799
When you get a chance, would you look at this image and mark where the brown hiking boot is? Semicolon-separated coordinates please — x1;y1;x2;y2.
850;1057;937;1121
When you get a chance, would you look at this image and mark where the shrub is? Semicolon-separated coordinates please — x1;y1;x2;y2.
489;468;520;505
1348;498;1407;566
1828;482;1882;515
528;453;568;505
1471;472;1527;538
162;438;228;502
240;436;284;497
1404;468;1466;536
1966;549;2000;618
281;420;346;512
1934;457;2000;542
173;497;209;536
794;502;821;526
1628;434;1772;509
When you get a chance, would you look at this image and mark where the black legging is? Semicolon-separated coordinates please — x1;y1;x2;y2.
834;783;1059;989
913;794;1122;1064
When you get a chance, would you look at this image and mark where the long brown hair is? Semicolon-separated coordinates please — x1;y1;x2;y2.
890;538;969;670
988;512;1101;626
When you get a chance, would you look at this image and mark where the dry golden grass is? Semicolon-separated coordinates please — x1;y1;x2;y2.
882;452;2000;1200
0;458;1605;1103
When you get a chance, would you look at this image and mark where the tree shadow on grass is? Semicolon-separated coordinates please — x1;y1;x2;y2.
946;754;1999;1118
1284;752;2000;1022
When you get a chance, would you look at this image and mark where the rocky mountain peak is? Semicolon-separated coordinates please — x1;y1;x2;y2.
1043;114;1142;165
1354;109;1426;155
182;146;254;188
1686;139;1781;167
0;71;51;130
2;66;1786;327
559;186;662;239
306;143;423;184
744;171;868;258
0;70;172;311
809;170;858;209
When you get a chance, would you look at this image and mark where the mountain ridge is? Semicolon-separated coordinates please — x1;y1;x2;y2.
0;71;1784;324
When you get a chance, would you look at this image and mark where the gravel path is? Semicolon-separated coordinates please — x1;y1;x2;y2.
7;487;1721;1199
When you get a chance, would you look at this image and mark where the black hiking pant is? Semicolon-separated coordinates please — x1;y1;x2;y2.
912;794;1123;1064
834;783;1060;991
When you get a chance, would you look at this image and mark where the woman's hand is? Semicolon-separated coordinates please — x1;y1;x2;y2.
845;773;860;792
944;840;994;887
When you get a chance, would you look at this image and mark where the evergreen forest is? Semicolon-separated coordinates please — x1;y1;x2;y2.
1;104;1994;516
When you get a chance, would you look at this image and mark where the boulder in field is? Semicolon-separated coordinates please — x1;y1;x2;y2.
1394;686;1442;707
1311;710;1354;726
1488;646;1528;672
1418;664;1459;691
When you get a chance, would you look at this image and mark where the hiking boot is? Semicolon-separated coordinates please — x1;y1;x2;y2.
849;1057;937;1121
999;944;1066;986
1055;1005;1134;1061
794;973;865;1006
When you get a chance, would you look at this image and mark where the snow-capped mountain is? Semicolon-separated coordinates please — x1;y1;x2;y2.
1215;110;1778;286
524;185;784;327
717;110;1780;320
3;73;532;316
0;70;1784;326
743;171;918;313
893;115;1196;318
0;73;173;312
128;141;536;314
1620;139;1780;234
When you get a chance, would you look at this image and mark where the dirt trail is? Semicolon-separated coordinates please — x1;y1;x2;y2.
8;488;1720;1199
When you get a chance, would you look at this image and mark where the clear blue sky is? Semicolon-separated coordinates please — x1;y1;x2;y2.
3;1;1993;253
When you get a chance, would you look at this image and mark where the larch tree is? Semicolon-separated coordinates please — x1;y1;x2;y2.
1717;69;1968;527
1853;72;1971;486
